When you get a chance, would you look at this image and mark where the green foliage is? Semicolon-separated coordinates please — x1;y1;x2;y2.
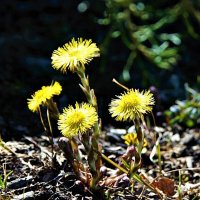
0;170;13;191
0;175;5;190
165;83;200;128
98;0;200;83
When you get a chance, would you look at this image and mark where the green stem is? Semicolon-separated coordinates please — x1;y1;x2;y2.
156;142;162;173
76;67;100;138
101;153;128;174
38;106;48;132
112;78;129;90
39;106;54;165
47;108;53;137
101;153;162;198
178;170;183;200
47;108;54;163
59;137;87;184
76;68;93;105
75;66;102;189
135;119;144;155
131;173;162;198
47;99;60;119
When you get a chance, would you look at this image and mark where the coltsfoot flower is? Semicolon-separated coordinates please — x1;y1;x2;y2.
58;103;98;138
51;38;100;73
109;89;154;121
122;132;148;147
27;81;62;112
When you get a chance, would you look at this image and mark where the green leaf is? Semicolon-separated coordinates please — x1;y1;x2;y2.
0;175;5;189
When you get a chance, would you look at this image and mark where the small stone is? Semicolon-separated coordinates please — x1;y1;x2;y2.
171;133;180;142
181;134;194;145
75;180;82;186
13;191;34;200
100;166;107;175
185;156;193;168
154;126;165;133
7;176;33;189
109;128;126;135
127;125;136;133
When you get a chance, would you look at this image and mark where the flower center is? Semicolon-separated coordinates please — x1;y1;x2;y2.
69;48;79;56
68;45;84;59
71;112;85;126
123;96;140;109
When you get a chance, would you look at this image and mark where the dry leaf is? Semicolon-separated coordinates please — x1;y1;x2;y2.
151;177;175;196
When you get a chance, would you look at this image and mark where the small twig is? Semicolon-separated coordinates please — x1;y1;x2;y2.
39;107;54;157
155;167;200;177
138;185;146;199
150;111;157;127
0;135;18;157
47;108;53;136
38;106;48;132
47;107;55;164
24;135;52;164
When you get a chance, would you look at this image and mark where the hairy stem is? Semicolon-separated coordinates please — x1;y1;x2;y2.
76;66;102;189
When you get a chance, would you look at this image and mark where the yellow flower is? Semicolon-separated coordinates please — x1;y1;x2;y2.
27;81;62;112
58;103;98;138
51;38;100;73
109;89;154;121
122;132;148;147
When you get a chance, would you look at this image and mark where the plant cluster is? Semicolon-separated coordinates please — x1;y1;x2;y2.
0;163;13;192
165;83;200;128
98;0;200;90
99;0;180;81
27;37;174;198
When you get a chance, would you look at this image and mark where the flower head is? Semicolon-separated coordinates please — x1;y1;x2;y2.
109;89;154;121
122;132;148;147
27;81;62;112
51;38;100;73
58;103;98;138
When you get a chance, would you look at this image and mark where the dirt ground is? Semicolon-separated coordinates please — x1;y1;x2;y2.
0;125;199;200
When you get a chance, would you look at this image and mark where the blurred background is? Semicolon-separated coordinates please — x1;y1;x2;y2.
1;0;200;139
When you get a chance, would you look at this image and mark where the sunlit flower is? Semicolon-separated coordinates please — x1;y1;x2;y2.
51;38;100;73
109;89;154;121
41;81;62;100
58;103;98;138
27;81;62;112
122;132;148;147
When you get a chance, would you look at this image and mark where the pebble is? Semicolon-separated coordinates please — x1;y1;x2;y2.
7;176;33;189
12;191;34;200
171;133;180;142
185;156;193;168
109;128;126;135
127;125;135;133
180;134;194;145
154;126;165;133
